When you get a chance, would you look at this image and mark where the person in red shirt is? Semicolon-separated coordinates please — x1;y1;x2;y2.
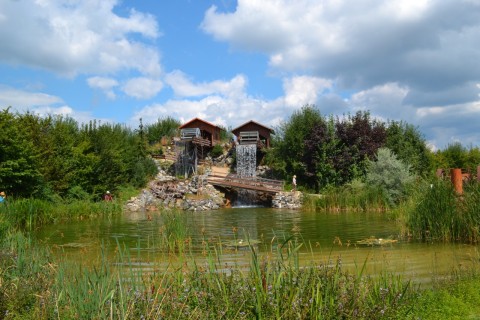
104;191;113;201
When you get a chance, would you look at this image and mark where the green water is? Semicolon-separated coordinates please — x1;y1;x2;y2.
34;207;480;283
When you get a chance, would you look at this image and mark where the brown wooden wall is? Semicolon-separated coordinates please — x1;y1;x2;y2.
232;122;272;148
181;119;221;145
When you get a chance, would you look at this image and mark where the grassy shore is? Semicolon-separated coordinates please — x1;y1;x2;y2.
3;189;480;319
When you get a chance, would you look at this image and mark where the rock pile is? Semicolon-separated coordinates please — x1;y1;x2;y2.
124;171;227;212
271;191;303;209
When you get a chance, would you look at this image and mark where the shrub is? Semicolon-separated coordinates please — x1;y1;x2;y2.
210;144;224;159
366;148;415;206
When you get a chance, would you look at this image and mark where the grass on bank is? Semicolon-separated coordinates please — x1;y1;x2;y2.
4;226;480;319
1;230;419;320
0;185;139;233
393;180;480;243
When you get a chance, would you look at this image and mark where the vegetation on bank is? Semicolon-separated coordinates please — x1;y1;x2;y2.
0;108;158;200
0;226;417;320
2;105;480;318
2;221;480;319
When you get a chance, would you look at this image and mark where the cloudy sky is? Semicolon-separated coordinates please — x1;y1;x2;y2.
1;0;479;150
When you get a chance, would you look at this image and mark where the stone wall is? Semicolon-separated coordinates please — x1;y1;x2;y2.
124;161;227;212
271;191;303;209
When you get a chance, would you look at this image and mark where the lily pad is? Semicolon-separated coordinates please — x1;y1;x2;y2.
356;237;398;246
223;239;261;248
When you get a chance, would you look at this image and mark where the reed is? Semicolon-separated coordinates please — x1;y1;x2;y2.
158;209;191;254
1;230;419;319
303;184;389;212
402;180;480;243
2;198;122;231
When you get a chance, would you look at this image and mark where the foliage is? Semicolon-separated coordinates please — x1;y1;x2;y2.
334;111;387;185
210;144;224;158
270;105;325;189
431;142;480;174
144;116;180;145
366;148;415;206
0;109;44;197
0;108;157;200
400;180;480;243
303;182;389;212
218;124;233;142
270;106;394;191
385;120;432;177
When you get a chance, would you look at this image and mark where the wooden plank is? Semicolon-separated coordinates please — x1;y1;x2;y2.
207;174;284;193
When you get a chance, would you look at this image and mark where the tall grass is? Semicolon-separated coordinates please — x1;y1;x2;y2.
159;209;191;254
1;230;418;319
399;180;480;243
1;198;122;231
303;183;389;212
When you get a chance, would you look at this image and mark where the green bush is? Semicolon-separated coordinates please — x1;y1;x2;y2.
210;144;224;158
366;147;415;206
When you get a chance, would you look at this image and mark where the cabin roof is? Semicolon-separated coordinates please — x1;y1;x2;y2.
179;117;222;130
232;120;275;134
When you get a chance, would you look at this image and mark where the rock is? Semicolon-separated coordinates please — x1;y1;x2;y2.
271;191;303;209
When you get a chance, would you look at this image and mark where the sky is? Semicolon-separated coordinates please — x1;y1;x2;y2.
1;0;480;150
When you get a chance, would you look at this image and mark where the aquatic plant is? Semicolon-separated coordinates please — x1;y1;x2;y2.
1;229;420;319
158;209;191;254
2;198;122;231
303;182;389;212
402;180;480;243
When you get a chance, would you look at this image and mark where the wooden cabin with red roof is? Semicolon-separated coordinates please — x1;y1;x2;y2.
232;120;274;148
179;117;223;147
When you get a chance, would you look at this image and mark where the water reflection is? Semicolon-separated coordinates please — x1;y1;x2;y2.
35;207;480;284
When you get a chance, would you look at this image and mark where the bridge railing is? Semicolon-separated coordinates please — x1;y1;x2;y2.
208;173;284;192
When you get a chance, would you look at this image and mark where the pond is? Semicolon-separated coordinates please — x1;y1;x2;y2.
34;207;480;284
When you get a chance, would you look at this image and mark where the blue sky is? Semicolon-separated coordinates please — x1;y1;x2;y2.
1;0;480;150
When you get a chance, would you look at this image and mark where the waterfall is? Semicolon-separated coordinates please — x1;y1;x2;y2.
234;189;260;207
236;144;257;178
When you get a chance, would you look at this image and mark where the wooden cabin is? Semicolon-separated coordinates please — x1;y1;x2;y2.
232;120;274;148
179;117;223;147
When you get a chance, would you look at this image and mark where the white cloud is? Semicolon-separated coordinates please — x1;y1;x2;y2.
0;0;161;77
122;77;163;99
200;0;480;148
283;76;332;108
87;76;119;99
165;71;247;98
0;86;63;110
0;85;104;125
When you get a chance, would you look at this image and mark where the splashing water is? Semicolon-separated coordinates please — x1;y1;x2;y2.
236;144;256;177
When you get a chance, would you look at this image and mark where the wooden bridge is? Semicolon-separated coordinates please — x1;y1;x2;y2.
207;168;284;194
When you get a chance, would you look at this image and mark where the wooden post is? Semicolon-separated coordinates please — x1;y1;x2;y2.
451;168;463;195
477;166;480;183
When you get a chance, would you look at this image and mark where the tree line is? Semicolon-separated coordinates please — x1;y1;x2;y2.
1;106;479;201
265;105;480;193
0;108;159;200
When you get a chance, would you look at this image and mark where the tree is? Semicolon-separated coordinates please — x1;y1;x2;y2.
145;117;180;145
366;148;415;206
0;109;44;197
303;116;338;191
385;121;432;177
334;111;387;184
272;105;324;189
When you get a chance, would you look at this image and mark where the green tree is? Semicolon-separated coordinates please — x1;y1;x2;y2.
366;147;415;206
272;105;324;189
0;109;44;197
385;121;432;177
303;116;338;191
145;117;180;145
